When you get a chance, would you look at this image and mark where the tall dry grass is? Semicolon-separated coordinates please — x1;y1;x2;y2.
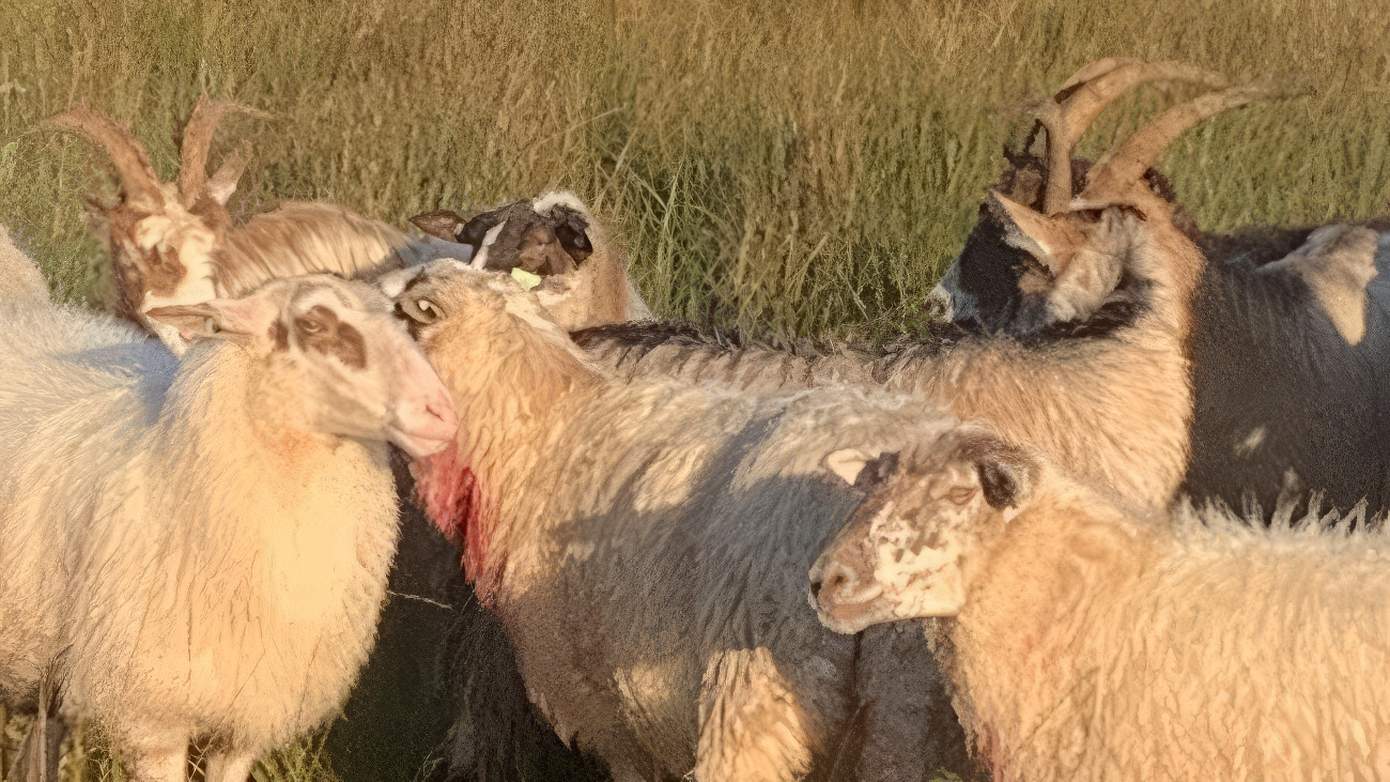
1;0;1389;779
2;0;1388;338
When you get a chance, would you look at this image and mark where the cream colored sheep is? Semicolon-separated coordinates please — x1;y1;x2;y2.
0;275;456;781
392;259;985;782
811;435;1390;782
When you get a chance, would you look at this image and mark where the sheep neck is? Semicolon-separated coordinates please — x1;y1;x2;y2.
156;343;348;502
949;487;1154;775
414;309;603;602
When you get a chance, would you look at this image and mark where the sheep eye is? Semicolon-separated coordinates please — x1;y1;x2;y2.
296;317;323;335
402;297;441;326
947;486;977;506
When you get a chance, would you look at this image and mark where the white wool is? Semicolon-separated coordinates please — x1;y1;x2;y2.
949;477;1390;781
0;301;399;777
410;264;971;781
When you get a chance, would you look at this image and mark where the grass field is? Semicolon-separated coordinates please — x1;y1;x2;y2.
2;0;1390;779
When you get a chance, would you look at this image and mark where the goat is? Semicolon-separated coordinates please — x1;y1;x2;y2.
926;58;1390;515
573;73;1276;514
48;98;468;353
410;190;653;328
0;275;457;781
810;432;1390;781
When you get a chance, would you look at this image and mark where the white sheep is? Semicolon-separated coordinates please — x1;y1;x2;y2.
0;274;457;781
810;434;1390;781
390;259;982;781
48;99;469;353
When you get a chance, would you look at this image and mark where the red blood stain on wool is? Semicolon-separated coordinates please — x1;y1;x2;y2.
412;443;501;602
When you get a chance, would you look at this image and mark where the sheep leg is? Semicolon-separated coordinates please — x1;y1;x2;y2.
853;621;983;782
124;730;189;782
694;649;816;782
203;751;256;782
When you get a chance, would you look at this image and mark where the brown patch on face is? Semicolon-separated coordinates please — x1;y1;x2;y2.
103;207;190;322
295;304;367;369
269;319;289;351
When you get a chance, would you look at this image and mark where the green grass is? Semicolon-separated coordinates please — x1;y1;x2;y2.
2;0;1389;778
3;0;1389;338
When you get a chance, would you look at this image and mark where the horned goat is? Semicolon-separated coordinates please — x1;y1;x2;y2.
0;275;457;781
575;73;1278;515
48;98;468;353
391;259;995;782
811;432;1390;782
926;57;1390;515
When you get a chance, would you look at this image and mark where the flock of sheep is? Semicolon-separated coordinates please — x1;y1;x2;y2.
0;56;1387;782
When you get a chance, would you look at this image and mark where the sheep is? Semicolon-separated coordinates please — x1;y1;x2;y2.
925;58;1390;515
0;274;458;781
48;98;469;353
809;430;1390;781
0;225;49;304
328;193;648;781
390;258;991;781
409;189;654;327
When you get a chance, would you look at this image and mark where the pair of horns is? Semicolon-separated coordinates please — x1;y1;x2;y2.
1031;57;1286;214
48;96;268;209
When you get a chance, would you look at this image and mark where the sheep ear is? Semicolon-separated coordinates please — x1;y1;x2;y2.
410;210;467;242
145;297;277;344
987;191;1082;278
950;428;1039;511
823;448;899;489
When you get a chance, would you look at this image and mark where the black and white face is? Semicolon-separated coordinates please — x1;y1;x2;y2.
928;202;1044;331
809;429;1037;634
146;274;458;458
410;191;595;277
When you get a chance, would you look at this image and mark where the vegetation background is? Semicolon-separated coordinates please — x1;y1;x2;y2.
0;0;1388;778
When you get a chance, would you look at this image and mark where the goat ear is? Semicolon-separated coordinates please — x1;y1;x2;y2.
145;297;277;344
823;448;899;490
987;191;1083;278
204;146;250;206
411;210;467;242
950;427;1038;511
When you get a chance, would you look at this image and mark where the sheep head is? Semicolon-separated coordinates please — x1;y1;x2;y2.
929;60;1282;334
147;274;457;459
48;97;267;351
809;427;1038;634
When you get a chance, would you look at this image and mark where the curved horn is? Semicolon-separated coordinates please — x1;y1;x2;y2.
1034;60;1230;214
177;96;269;206
47;108;164;208
1079;84;1284;206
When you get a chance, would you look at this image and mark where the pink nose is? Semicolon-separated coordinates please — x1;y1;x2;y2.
391;388;459;459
